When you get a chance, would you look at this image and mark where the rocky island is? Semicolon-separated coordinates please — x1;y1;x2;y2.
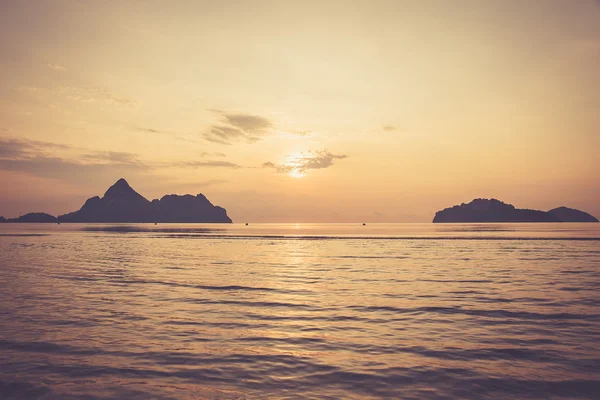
0;178;232;223
433;198;598;223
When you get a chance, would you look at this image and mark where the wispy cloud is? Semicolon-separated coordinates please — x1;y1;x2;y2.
195;151;226;158
0;138;72;159
287;129;311;136
175;160;241;169
198;179;229;186
383;125;397;131
203;125;250;145
203;110;308;145
135;127;164;134
263;150;348;174
47;63;66;72
0;157;147;186
222;112;272;134
57;85;134;106
16;86;42;95
17;84;134;107
0;138;145;184
0;137;242;185
203;109;272;144
134;126;198;143
81;151;140;164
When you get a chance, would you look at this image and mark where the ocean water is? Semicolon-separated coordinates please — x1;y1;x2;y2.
1;223;599;399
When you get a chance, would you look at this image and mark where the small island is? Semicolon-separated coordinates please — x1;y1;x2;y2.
0;178;232;223
1;212;58;223
547;206;599;223
433;198;598;223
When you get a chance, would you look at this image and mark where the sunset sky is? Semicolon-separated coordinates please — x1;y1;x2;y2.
1;0;599;222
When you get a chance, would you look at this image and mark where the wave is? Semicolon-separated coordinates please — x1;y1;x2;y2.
2;336;599;399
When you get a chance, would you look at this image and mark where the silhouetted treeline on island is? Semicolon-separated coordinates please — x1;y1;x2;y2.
0;178;232;223
433;199;598;223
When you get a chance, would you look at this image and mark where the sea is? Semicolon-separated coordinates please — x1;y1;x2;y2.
1;223;599;399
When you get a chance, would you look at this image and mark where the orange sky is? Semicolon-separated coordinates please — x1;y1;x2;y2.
1;0;599;222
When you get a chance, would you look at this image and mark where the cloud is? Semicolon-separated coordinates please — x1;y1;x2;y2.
223;113;272;133
135;127;163;134
196;151;226;158
16;86;42;95
47;63;66;72
203;125;249;145
0;137;241;187
203;110;313;145
383;125;397;131
0;138;147;184
0;139;32;159
0;157;150;187
57;85;134;106
288;129;310;136
263;150;348;174
133;126;199;143
81;151;140;164
203;111;278;145
17;84;134;107
175;160;241;169
0;138;72;159
197;179;229;186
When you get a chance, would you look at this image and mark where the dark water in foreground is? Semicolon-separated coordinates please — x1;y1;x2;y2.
1;223;599;399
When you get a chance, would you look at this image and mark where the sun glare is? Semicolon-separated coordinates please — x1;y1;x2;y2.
289;168;305;178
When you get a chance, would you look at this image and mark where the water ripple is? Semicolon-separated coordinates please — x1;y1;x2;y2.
1;223;600;399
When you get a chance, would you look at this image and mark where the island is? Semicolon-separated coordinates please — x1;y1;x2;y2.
2;212;58;223
433;198;598;223
0;178;232;223
547;206;599;223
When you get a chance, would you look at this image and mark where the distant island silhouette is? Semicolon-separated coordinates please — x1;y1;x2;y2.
0;178;232;223
1;212;57;223
2;189;598;224
547;206;599;223
433;199;598;223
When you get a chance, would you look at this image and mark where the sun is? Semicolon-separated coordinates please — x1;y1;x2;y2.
289;168;305;178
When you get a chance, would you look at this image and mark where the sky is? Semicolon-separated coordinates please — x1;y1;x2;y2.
0;0;599;222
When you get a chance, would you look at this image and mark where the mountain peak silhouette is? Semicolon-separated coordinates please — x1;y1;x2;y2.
103;178;148;204
107;178;132;191
58;179;231;223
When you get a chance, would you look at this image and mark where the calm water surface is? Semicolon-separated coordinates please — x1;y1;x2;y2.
1;223;599;399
